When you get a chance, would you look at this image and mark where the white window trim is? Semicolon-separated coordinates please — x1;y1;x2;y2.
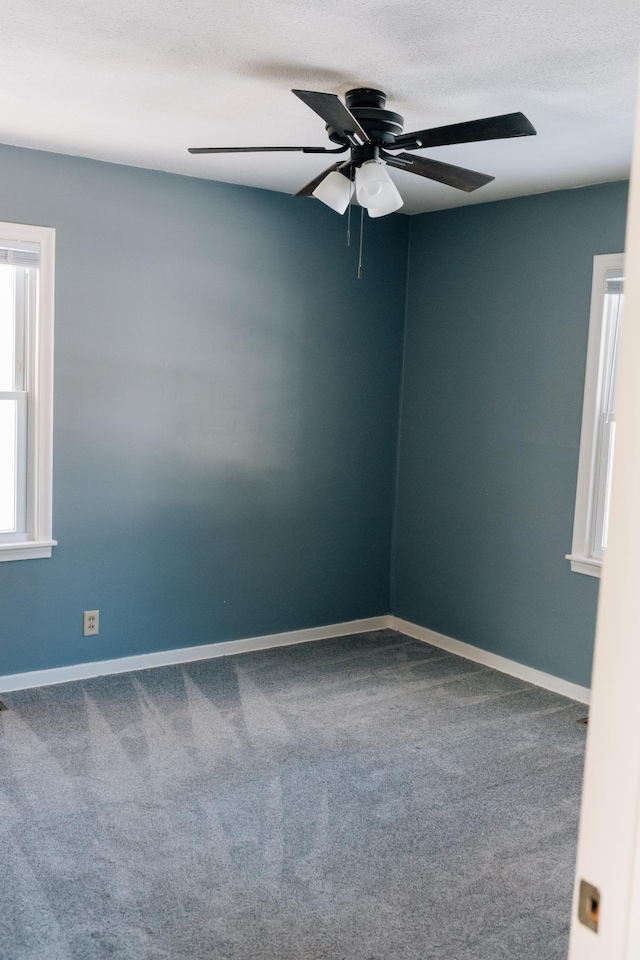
567;253;624;578
0;220;56;562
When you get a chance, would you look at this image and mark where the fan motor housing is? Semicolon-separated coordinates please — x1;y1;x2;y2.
327;88;404;145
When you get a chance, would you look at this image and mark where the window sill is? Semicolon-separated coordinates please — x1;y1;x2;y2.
0;540;57;562
566;554;602;578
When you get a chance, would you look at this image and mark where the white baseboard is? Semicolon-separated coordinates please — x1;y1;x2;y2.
389;616;591;705
0;616;392;693
0;613;590;705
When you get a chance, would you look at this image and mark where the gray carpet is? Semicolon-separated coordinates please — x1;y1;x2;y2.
0;631;586;960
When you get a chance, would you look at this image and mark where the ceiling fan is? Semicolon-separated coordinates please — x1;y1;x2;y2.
189;88;536;218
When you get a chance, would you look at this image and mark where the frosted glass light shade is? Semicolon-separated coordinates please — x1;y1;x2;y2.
355;160;399;210
367;184;403;217
312;171;354;215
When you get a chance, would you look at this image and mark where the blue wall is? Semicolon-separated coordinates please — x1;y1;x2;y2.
392;181;629;687
0;145;408;675
0;144;629;686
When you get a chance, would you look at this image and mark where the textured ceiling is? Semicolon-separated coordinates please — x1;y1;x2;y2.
1;0;639;214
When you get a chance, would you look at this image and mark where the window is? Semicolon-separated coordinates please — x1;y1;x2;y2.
0;221;55;562
568;253;624;577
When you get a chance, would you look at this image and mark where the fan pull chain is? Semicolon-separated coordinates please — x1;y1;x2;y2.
346;162;353;247
357;204;364;279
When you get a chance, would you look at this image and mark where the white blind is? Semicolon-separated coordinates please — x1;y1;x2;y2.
0;240;40;269
606;271;624;296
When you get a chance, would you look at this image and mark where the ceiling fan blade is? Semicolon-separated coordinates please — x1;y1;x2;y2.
188;145;346;154
391;112;536;151
384;152;494;192
294;162;348;197
292;90;368;144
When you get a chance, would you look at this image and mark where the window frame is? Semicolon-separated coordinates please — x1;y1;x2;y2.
567;252;624;578
0;221;56;562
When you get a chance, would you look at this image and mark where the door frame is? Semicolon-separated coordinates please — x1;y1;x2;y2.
568;77;640;960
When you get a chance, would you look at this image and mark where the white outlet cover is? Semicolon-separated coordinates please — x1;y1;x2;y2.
83;610;99;636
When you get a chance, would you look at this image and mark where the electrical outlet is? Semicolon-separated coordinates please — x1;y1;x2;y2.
83;610;99;636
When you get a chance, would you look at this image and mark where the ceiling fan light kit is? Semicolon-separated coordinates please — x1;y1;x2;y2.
189;86;536;219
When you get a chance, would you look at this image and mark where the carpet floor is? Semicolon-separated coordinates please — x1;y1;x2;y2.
0;631;586;960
